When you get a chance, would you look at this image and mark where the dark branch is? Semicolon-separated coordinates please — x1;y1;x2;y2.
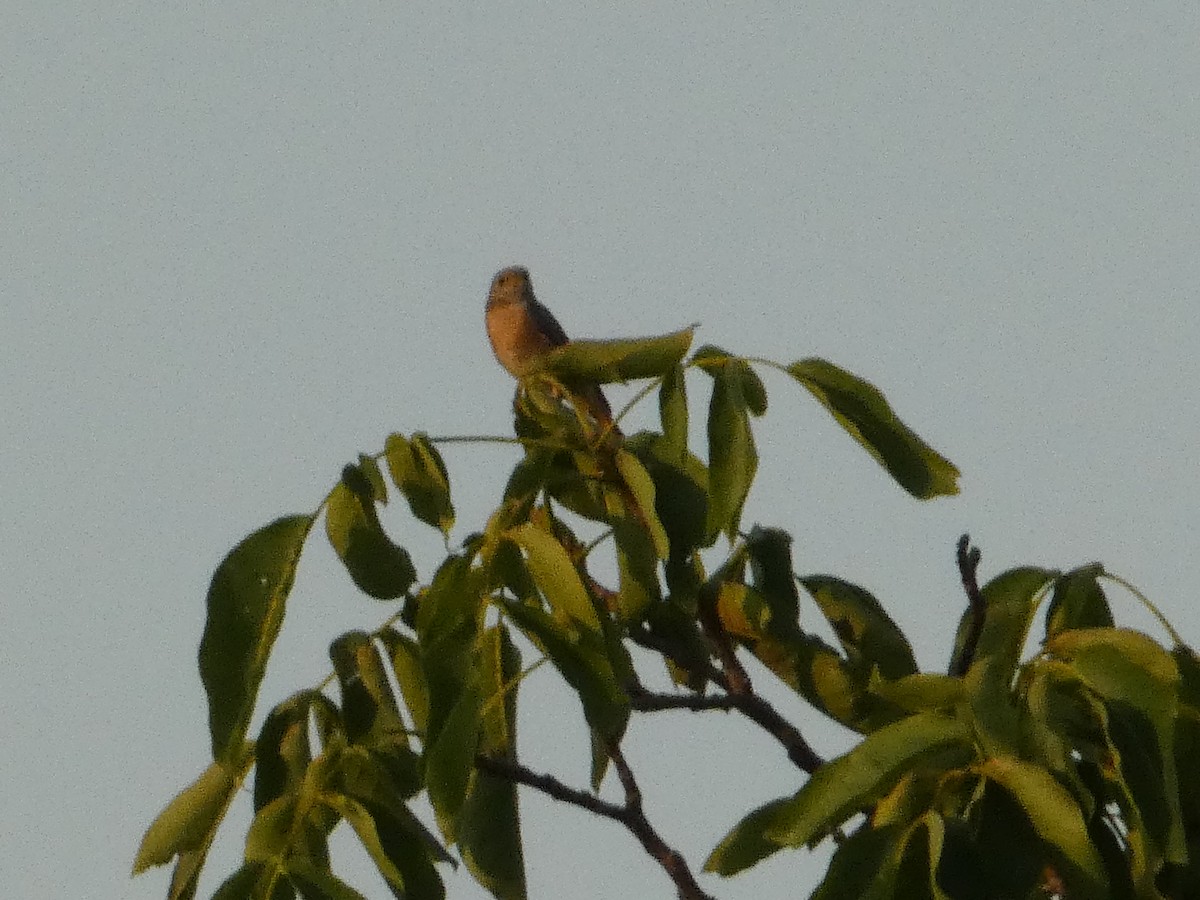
475;754;626;820
476;752;716;900
949;534;985;676
626;681;824;774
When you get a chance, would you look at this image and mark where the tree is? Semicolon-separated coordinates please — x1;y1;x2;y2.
135;329;1200;899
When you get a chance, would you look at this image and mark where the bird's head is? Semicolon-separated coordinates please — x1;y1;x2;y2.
488;265;533;310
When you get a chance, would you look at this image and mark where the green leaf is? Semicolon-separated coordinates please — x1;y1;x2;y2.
800;575;918;680
254;692;321;814
459;625;527;900
808;824;906;900
765;712;973;848
951;567;1057;683
869;673;963;713
322;793;408;896
503;600;629;743
329;631;407;747
786;357;959;499
534;326;696;382
507;522;600;632
705;796;795;876
745;528;802;643
424;679;482;842
209;863;266;900
704;359;757;540
658;364;689;461
1047;627;1185;863
736;360;768;417
245;793;299;863
1045;564;1113;638
979;756;1109;898
325;474;417;600
199;515;314;761
415;556;481;745
133;748;254;874
285;859;369;900
634;436;712;557
385;432;455;536
378;629;430;738
614;449;669;560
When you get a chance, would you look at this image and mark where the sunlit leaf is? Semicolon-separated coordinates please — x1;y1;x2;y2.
534;326;696;382
322;793;408;895
385;432;455;536
507;521;600;632
951;567;1056;683
800;575;917;680
199;514;314;762
378;629;430;738
766;713;973;848
133;748;254;874
786;357;959;499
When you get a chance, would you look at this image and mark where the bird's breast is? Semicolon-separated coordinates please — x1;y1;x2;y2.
486;304;553;377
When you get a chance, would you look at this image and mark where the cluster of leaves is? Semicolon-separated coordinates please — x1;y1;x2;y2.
135;328;1199;900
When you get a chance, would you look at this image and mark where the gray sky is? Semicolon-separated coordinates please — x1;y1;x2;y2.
4;3;1198;898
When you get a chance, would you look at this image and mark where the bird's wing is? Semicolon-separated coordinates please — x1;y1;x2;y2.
529;300;570;347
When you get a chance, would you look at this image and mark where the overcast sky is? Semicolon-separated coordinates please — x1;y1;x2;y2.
4;3;1198;898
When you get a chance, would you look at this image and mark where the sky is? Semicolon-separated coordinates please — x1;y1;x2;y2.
3;3;1199;898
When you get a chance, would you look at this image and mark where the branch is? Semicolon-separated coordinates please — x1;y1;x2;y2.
949;534;985;676
627;683;824;774
476;753;716;900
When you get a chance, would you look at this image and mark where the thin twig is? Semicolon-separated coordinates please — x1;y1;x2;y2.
628;684;824;775
950;534;985;676
476;753;716;900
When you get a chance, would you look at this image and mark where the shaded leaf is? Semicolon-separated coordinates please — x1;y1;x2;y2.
254;691;321;815
658;364;689;462
329;631;407;747
286;860;369;900
199;515;314;761
1045;564;1113;638
979;756;1109;898
786;357;959;499
326;475;416;601
704;359;757;540
459;625;527;900
424;679;482;843
705;796;795;876
503;600;629;743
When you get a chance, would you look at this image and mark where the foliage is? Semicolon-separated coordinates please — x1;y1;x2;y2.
135;330;1199;900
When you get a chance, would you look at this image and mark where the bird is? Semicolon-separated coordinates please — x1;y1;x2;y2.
485;265;619;435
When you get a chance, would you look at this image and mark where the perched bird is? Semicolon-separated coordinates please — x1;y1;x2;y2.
485;265;618;433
